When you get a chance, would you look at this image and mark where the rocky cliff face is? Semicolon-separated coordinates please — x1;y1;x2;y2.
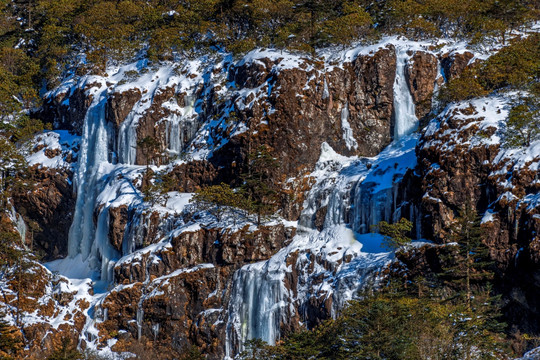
7;39;538;359
414;96;540;333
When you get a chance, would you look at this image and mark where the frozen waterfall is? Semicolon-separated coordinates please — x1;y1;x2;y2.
225;46;422;357
67;88;118;282
226;261;286;356
393;48;418;140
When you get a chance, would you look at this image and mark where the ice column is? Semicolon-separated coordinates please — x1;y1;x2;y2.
225;262;285;357
67;86;120;282
393;49;418;140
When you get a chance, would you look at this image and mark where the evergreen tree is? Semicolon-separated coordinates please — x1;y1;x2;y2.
373;217;413;250
0;137;26;209
440;206;495;310
505;94;540;147
137;136;161;170
240;145;280;225
191;183;248;222
46;337;83;360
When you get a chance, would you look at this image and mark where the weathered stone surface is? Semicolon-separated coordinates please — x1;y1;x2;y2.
114;223;295;285
106;88;142;131
440;51;474;81
39;84;98;135
211;46;398;188
108;205;129;253
27;45;483;359
13;167;75;260
406;51;439;119
414;101;540;333
102;266;232;359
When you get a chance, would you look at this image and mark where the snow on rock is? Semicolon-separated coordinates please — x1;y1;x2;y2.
422;95;509;152
37;35;529;358
226;133;419;355
225;225;392;356
27;130;79;169
516;347;540;360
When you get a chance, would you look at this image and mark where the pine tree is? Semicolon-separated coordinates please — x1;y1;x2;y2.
0;137;26;209
505;94;540;148
190;183;248;222
441;206;495;310
137;136;161;170
373;217;413;250
46;337;82;360
240;145;280;225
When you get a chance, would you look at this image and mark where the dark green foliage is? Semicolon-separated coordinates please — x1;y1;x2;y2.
439;34;540;104
372;217;413;250
1;0;537;93
440;206;497;308
480;34;540;91
0;137;27;209
438;68;488;104
505;93;540;147
178;345;205;360
240;288;511;359
46;338;83;360
190;182;249;222
240;145;280;225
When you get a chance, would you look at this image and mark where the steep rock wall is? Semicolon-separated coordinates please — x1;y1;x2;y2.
18;42;469;359
415;97;540;333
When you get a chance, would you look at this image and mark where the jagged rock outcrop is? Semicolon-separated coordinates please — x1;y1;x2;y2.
40;84;98;135
114;223;295;285
0;210;90;359
21;41;530;360
108;205;129;253
415;97;540;333
213;46;398;182
406;51;439;120
99;223;295;358
440;51;475;81
106;88;142;131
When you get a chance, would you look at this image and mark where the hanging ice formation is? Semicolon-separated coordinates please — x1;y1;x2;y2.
393;48;418;140
66;85;118;283
60;67;202;285
225;46;421;357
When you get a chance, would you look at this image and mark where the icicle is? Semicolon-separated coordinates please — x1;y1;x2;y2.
341;102;358;150
15;213;27;243
322;77;330;100
117;112;138;165
136;297;144;340
226;263;285;357
92;207;120;286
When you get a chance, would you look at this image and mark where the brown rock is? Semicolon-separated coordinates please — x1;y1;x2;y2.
440;51;474;81
406;51;439;119
13;167;75;260
106;88;142;131
108;205;129;253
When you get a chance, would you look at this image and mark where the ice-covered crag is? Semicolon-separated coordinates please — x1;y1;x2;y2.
226;130;420;356
416;95;540;332
25;38;481;358
225;42;432;355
